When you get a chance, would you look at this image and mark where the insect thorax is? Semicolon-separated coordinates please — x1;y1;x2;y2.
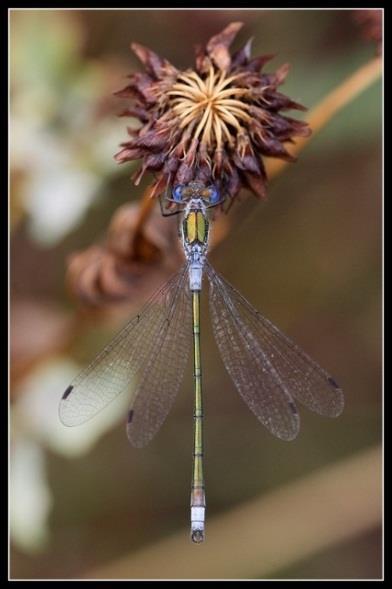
182;199;209;291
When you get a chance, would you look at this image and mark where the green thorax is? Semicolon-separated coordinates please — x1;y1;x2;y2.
183;210;209;246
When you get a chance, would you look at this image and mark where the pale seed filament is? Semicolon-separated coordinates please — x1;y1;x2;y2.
168;66;251;152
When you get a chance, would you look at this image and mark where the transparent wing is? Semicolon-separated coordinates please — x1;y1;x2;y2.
59;265;191;444
206;262;344;441
126;269;192;447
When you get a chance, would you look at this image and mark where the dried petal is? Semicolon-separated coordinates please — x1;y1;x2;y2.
206;21;244;71
194;43;210;74
175;161;194;185
114;146;145;163
242;168;267;199
231;37;253;68
247;53;276;72
118;106;149;122
257;136;295;161
131;42;169;78
226;167;241;197
261;90;307;112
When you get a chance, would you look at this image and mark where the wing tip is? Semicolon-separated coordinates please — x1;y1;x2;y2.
126;410;157;448
278;428;300;442
327;376;345;417
263;408;300;442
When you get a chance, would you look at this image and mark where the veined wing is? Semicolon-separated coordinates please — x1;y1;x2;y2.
59;264;191;445
126;267;192;447
206;262;344;441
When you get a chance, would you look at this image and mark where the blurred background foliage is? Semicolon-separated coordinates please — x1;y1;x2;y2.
10;9;382;580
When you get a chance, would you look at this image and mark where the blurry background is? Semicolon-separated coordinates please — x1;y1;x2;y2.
10;9;382;580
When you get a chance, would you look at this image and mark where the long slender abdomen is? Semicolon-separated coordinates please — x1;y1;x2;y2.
190;290;206;543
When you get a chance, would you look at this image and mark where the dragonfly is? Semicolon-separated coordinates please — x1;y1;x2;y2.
59;181;344;544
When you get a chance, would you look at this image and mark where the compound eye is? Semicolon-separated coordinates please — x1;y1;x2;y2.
172;185;184;203
208;186;220;205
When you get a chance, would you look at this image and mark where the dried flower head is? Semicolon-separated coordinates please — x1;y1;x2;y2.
67;203;184;307
115;21;310;201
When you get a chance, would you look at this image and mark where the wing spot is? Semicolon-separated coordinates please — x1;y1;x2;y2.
127;409;134;424
327;376;340;389
62;385;73;400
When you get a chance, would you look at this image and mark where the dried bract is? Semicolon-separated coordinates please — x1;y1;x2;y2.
115;22;310;201
67;204;183;307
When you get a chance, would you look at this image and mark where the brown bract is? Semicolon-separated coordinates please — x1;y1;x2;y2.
67;203;183;308
115;21;310;201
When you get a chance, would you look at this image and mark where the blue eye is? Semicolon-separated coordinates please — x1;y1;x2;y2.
172;185;184;203
209;186;220;205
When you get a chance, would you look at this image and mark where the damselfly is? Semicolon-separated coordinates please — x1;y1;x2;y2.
59;182;344;543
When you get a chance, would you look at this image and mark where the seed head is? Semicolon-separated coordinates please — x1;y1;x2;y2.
115;22;310;201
